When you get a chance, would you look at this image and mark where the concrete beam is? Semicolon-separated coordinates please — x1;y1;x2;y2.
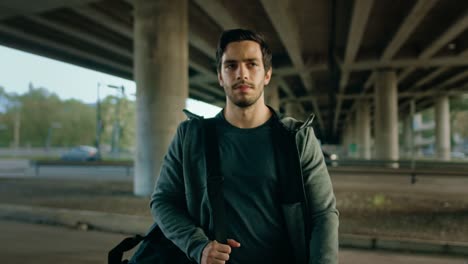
259;0;324;130
73;6;133;39
284;89;468;103
398;9;468;82
413;67;449;89
407;48;468;93
192;0;243;29
335;0;374;135
0;0;96;20
398;49;468;109
359;0;437;86
274;64;327;76
340;0;374;89
0;24;132;74
82;0;217;62
407;71;468;110
28;10;225;106
275;55;468;77
26;15;132;60
347;56;468;71
383;0;439;60
347;0;438;126
188;32;216;60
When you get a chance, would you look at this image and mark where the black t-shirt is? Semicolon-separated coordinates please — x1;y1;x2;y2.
216;113;294;264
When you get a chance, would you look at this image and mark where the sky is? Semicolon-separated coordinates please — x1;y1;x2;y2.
0;45;222;117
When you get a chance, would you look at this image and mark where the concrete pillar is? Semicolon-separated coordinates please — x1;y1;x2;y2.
284;102;304;121
342;125;349;154
435;96;451;160
343;117;357;158
356;99;371;159
374;70;399;160
264;79;280;111
403;115;412;157
134;0;188;196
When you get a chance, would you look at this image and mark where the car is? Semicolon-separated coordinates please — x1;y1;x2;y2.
60;145;101;161
323;150;339;166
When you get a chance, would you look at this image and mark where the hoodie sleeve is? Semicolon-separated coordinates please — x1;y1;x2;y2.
298;127;339;264
150;121;210;263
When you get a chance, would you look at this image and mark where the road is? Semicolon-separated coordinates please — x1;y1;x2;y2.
0;159;133;180
1;220;466;264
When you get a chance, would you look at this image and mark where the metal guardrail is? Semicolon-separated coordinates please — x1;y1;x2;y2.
30;160;134;177
328;159;468;184
331;159;468;169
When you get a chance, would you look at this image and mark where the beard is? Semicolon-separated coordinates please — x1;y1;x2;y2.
225;82;264;108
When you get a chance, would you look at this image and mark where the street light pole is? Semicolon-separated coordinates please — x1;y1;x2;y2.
45;122;61;152
95;83;102;154
107;84;125;156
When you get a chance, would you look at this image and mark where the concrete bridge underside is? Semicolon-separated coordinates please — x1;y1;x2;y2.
1;0;468;194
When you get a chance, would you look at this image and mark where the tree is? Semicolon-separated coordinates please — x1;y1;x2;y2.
0;84;136;151
451;95;468;138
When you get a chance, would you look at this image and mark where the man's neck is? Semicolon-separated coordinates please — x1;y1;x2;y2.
223;100;272;129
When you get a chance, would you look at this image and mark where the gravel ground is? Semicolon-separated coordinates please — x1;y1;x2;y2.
1;177;467;243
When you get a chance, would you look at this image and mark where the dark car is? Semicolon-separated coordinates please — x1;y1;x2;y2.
61;145;101;161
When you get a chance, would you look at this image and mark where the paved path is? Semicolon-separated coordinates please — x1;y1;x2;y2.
1;220;467;264
340;249;467;264
0;220;131;264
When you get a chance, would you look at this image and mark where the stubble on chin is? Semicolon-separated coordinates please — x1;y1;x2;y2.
227;87;263;108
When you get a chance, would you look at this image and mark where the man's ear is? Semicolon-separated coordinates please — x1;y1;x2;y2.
264;67;272;85
218;71;224;87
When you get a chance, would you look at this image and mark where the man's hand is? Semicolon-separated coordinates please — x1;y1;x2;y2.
201;239;241;264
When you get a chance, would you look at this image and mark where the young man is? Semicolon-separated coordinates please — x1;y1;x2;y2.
150;29;339;264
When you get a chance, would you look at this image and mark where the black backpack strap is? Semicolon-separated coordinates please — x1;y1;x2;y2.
203;117;227;244
108;234;145;264
109;117;226;264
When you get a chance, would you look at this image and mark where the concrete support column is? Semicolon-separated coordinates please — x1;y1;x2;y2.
435;96;451;160
403;115;412;157
284;102;304;121
374;70;399;160
134;0;188;196
264;78;280;111
343;117;357;158
356;99;371;159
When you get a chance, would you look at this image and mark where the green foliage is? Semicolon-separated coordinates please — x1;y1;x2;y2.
0;85;136;150
451;96;468;138
99;95;135;151
371;194;389;207
450;95;468;112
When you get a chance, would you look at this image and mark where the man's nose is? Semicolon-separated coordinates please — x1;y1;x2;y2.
236;64;248;80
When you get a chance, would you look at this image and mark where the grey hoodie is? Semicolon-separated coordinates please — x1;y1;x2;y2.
150;108;339;264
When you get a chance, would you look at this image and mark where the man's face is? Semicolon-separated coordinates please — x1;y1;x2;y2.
218;40;272;108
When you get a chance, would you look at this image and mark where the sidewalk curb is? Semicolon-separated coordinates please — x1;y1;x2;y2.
0;203;152;235
1;203;468;257
340;234;468;256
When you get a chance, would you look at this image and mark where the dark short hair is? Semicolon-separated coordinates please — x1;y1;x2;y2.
216;29;272;72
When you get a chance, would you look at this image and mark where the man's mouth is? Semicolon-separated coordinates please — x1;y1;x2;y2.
235;84;252;92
